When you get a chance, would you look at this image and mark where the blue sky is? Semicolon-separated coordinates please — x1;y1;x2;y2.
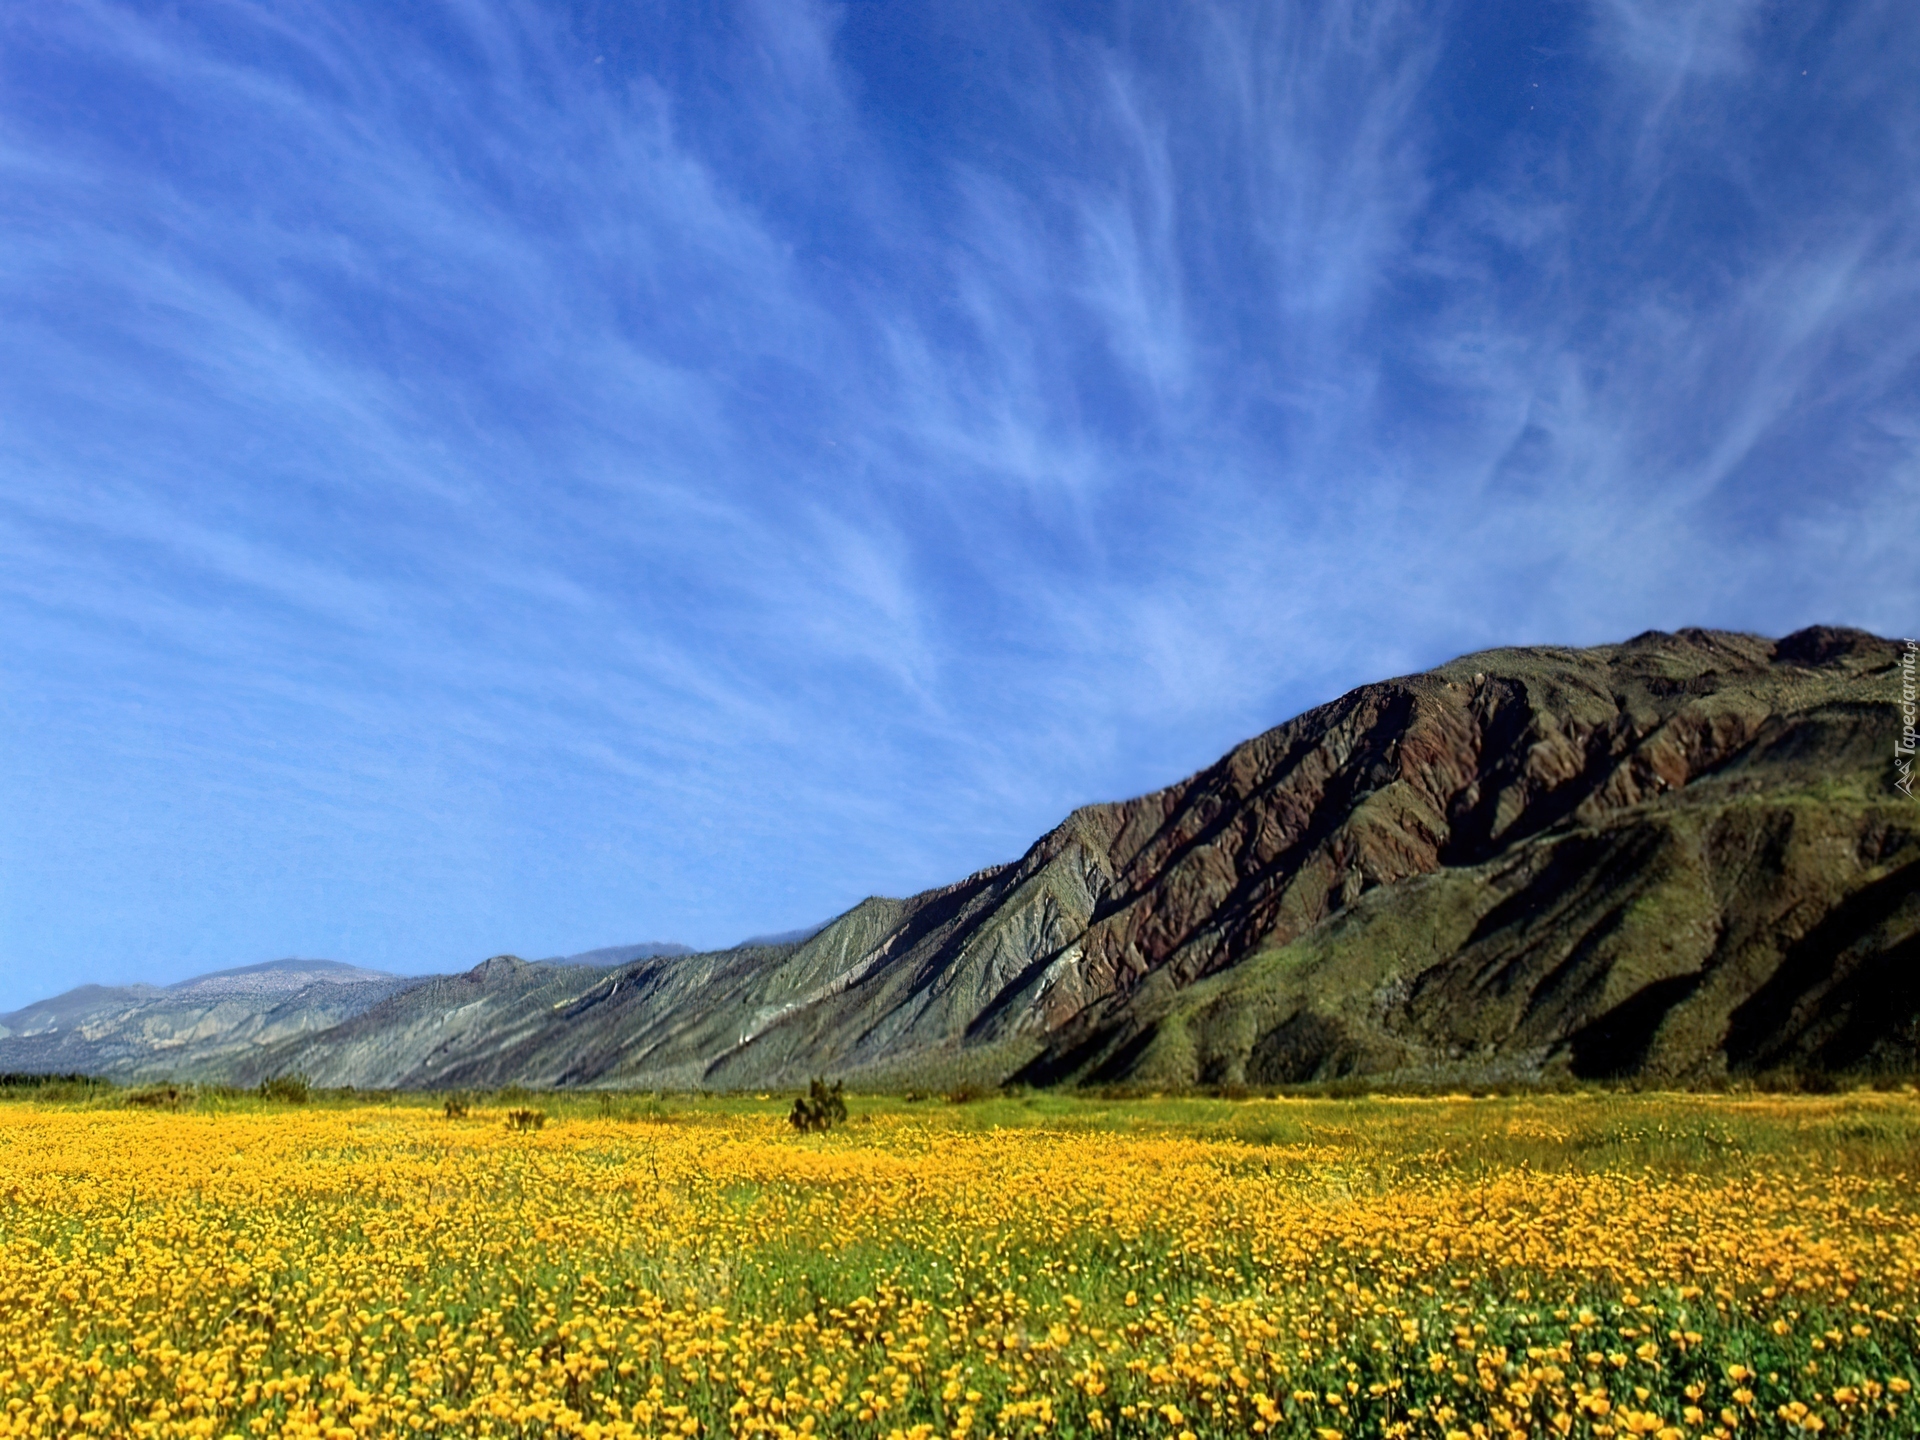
2;0;1916;1008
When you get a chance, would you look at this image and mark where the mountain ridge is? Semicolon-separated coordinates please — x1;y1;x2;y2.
0;946;684;1080
0;962;415;1081
212;624;1918;1091
8;626;1912;1090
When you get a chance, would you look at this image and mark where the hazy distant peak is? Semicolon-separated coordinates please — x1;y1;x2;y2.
43;981;163;1002
0;957;413;1072
2;959;398;1029
542;942;692;967
168;958;398;991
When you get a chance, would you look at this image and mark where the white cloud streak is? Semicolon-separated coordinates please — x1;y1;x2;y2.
0;0;1915;1004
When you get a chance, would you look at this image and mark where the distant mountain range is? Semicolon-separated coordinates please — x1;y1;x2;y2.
0;947;688;1082
6;627;1914;1090
0;959;412;1081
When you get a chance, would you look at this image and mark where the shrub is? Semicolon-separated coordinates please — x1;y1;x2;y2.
788;1078;847;1133
1;1073;112;1104
257;1075;311;1105
505;1108;546;1132
442;1095;470;1120
126;1084;193;1110
1;1072;103;1089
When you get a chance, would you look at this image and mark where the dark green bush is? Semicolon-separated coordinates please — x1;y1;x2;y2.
788;1077;847;1133
1;1072;103;1089
256;1075;311;1104
126;1084;193;1110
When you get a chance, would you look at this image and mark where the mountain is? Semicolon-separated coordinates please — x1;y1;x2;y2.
1010;624;1919;1088
219;948;794;1090
220;625;1917;1091
0;947;698;1082
0;959;412;1081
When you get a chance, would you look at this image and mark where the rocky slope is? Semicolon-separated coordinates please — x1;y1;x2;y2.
0;946;695;1082
1015;626;1919;1087
228;625;1917;1090
0;960;412;1081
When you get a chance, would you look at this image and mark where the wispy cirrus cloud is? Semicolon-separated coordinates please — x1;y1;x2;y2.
1;0;1915;1006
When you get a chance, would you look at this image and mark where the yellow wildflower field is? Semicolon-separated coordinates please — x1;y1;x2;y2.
1;1089;1916;1439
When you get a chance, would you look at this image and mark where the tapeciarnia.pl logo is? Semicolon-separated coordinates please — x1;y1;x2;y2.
1897;638;1917;798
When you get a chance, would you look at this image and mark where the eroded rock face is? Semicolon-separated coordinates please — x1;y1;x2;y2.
851;628;1888;1052
1005;636;1915;1089
587;623;1907;1089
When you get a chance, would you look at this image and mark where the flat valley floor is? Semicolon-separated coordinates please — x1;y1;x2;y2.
1;1088;1916;1439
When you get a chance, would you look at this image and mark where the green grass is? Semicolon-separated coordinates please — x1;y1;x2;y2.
16;1073;1920;1185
